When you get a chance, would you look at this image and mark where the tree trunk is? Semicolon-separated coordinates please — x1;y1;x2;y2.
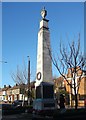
75;92;78;109
74;84;78;109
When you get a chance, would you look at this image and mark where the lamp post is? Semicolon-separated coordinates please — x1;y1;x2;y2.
27;56;30;105
0;60;7;102
0;61;7;63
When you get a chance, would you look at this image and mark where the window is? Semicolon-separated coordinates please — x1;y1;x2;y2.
79;94;86;100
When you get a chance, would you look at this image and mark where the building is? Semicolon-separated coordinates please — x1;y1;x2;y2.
54;67;86;107
54;76;65;94
0;81;35;103
1;85;11;102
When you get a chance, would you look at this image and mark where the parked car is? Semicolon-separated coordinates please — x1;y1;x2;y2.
0;104;13;110
0;103;25;115
0;104;15;115
12;100;23;107
12;100;28;107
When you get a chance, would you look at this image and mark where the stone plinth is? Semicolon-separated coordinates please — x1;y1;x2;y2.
36;82;54;99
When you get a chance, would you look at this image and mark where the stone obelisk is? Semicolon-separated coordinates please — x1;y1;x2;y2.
33;9;56;113
35;7;52;87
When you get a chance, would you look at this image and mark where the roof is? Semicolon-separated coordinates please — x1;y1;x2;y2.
54;76;64;84
2;87;10;91
11;84;26;90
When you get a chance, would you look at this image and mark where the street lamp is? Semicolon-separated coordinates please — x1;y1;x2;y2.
27;56;30;105
27;56;30;87
0;61;7;63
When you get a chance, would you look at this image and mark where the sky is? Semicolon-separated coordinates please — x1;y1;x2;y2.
1;2;84;87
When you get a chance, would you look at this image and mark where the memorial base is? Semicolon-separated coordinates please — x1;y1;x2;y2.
33;82;57;115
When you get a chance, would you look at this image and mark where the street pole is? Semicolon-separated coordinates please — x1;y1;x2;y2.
0;60;7;102
0;61;7;63
27;56;30;105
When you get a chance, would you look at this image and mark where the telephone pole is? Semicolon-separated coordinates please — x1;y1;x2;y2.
0;61;7;63
27;56;30;105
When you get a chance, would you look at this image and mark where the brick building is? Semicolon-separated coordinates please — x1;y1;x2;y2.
54;67;86;107
0;81;35;103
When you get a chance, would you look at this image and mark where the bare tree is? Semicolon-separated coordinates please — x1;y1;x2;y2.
11;63;28;105
47;33;86;109
11;64;27;85
11;61;35;105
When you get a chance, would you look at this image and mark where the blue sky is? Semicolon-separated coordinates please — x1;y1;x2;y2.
1;2;84;87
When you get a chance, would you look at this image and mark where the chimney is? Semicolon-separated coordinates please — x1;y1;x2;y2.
4;85;6;88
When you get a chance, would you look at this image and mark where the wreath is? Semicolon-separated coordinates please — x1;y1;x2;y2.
37;72;41;80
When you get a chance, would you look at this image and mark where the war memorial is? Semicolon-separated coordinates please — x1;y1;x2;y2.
33;7;56;116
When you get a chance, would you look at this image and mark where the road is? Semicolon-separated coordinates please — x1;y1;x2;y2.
1;113;53;120
1;112;86;120
1;113;32;120
0;110;2;120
